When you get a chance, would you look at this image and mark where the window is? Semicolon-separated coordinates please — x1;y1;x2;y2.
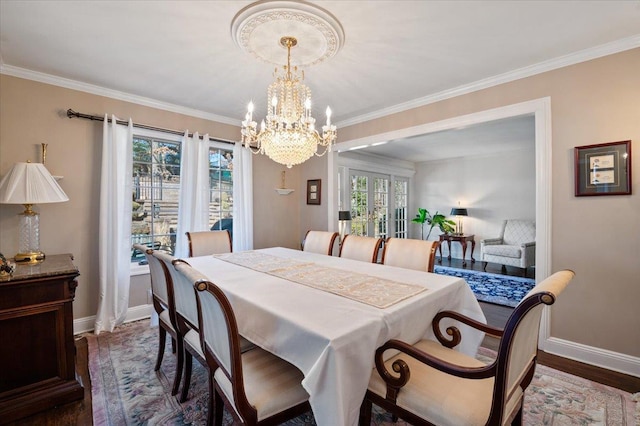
394;178;408;238
130;133;233;263
208;147;234;233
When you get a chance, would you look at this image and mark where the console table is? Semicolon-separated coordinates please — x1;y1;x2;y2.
0;254;83;423
438;234;476;266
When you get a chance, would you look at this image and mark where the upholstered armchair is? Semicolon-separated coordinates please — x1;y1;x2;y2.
360;270;575;426
481;219;535;273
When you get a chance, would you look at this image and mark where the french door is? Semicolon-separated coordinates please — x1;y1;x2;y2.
349;171;389;238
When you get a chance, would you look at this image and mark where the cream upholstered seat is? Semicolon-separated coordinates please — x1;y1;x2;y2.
339;235;383;263
181;262;311;426
186;230;232;257
381;238;439;272
360;270;575;426
481;219;535;273
302;230;338;255
135;245;181;393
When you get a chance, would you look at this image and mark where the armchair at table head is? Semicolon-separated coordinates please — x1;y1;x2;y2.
481;219;535;272
187;264;311;426
360;269;575;426
186;230;232;257
381;238;439;272
339;235;383;263
302;230;339;255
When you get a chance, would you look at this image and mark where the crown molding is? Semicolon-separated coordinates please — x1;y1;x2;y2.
2;34;638;129
0;64;241;126
337;34;640;128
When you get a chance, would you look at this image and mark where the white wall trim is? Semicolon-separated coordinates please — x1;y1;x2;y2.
337;35;640;128
0;64;239;126
544;337;640;378
73;304;152;335
339;152;416;178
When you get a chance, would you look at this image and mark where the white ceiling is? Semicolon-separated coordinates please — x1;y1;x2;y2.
1;1;639;128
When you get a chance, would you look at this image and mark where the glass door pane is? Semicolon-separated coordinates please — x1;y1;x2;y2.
350;173;369;236
349;171;390;238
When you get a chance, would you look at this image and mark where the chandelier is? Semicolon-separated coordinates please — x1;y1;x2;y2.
240;36;337;168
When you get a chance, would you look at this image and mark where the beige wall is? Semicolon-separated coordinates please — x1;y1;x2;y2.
337;49;640;358
0;74;303;320
1;48;639;363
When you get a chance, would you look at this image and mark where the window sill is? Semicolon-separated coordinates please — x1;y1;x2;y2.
130;263;150;276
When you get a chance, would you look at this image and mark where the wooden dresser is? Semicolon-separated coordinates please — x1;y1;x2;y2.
0;254;83;423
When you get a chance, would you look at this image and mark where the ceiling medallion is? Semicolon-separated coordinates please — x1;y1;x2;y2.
231;1;345;67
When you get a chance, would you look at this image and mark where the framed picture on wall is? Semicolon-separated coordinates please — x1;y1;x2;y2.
306;179;321;205
574;140;631;196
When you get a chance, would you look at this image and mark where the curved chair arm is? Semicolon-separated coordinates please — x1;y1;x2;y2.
480;237;502;246
374;339;496;402
432;310;504;348
520;241;536;248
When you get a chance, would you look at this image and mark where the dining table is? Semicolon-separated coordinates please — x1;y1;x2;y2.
187;247;486;426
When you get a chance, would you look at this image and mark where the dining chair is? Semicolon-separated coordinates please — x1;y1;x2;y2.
381;238;439;272
151;250;190;397
186;230;232;257
135;245;179;383
182;261;311;426
339;235;383;263
302;230;339;255
162;255;256;402
359;269;575;426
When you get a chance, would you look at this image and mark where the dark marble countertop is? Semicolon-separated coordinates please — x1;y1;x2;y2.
0;254;78;282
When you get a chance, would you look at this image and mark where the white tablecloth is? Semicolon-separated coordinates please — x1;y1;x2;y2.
187;247;486;426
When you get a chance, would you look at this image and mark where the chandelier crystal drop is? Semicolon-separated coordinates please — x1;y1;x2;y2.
241;36;337;168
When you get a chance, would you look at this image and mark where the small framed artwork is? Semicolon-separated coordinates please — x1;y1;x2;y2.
574;140;632;196
306;179;321;205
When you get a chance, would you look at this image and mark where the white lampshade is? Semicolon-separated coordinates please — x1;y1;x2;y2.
0;162;68;263
0;162;68;204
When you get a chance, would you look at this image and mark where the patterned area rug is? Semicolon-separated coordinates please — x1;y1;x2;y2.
87;319;638;425
434;265;535;307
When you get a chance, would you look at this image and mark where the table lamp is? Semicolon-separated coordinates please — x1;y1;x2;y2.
450;205;468;235
0;161;69;263
338;210;352;244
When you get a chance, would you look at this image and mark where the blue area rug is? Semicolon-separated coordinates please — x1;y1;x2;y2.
434;266;535;307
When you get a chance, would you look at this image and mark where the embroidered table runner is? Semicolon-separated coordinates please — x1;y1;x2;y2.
213;251;427;309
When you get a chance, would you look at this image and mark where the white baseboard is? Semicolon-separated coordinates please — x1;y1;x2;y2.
543;336;640;378
73;304;153;335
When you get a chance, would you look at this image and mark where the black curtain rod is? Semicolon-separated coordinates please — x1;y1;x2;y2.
66;109;236;145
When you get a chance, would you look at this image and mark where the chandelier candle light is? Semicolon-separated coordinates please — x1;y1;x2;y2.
241;36;337;168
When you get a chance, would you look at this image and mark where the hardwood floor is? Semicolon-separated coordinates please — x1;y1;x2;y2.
12;258;638;424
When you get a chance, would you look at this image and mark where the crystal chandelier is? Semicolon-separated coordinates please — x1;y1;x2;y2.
241;36;337;168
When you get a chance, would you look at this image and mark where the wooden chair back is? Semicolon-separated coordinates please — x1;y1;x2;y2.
381;238;439;272
339;235;383;263
186;230;232;257
302;230;338;255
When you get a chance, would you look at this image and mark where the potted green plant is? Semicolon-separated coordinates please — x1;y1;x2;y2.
412;208;456;240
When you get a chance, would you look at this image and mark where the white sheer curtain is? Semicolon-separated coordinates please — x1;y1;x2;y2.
95;115;133;334
174;131;210;257
232;143;253;251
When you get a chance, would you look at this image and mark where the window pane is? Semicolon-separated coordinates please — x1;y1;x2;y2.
209;148;234;237
131;137;181;262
